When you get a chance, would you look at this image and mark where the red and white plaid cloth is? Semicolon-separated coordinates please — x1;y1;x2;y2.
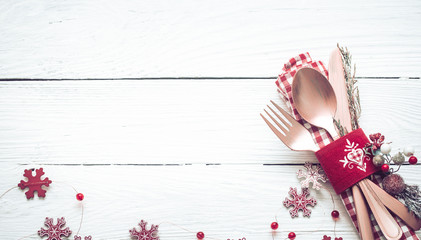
275;53;419;240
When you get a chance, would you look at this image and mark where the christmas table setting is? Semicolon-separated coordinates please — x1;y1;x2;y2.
1;0;421;239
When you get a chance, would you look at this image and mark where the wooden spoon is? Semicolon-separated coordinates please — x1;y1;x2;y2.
359;179;403;239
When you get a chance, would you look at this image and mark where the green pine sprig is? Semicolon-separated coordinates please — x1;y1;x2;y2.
337;44;361;131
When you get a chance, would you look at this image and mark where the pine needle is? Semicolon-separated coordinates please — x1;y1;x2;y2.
337;44;361;130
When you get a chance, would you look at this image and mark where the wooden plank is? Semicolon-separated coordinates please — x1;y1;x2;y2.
0;0;420;78
2;163;420;239
0;79;420;165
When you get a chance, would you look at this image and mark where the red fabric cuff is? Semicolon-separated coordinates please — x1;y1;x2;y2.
315;128;379;194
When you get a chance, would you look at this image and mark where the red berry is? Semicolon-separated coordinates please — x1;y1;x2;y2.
196;231;205;239
288;232;296;239
270;222;278;230
381;164;389;172
331;210;340;220
76;193;84;201
409;156;418;165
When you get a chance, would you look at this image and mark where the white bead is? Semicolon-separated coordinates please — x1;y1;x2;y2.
381;144;392;154
403;146;415;157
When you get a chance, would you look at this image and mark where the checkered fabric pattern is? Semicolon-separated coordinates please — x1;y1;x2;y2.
275;53;419;239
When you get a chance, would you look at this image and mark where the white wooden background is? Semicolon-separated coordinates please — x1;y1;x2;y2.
0;0;420;239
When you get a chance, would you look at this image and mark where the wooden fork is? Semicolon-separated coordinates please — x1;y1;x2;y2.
260;100;318;152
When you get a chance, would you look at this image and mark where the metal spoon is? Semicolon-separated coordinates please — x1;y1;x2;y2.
291;67;339;139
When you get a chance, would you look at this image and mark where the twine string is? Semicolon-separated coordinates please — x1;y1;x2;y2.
158;221;226;240
0;186;18;199
1;180;85;239
55;181;84;236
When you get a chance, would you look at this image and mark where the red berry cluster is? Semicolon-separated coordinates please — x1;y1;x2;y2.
365;133;385;154
369;133;385;149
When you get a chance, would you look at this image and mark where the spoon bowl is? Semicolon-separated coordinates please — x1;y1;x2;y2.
291;67;338;139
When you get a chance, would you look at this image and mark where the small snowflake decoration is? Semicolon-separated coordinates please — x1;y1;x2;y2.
38;217;72;240
322;235;343;240
297;162;327;190
18;168;52;199
74;236;92;240
283;187;317;218
130;220;159;240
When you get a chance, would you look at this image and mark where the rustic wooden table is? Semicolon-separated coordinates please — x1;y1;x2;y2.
0;0;420;239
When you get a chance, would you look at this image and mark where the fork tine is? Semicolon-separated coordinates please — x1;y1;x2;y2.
260;113;287;143
270;100;297;125
267;105;291;130
262;101;319;152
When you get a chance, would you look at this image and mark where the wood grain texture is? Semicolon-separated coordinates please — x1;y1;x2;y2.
1;163;420;239
1;1;420;238
0;0;420;78
1;78;420;238
0;79;420;165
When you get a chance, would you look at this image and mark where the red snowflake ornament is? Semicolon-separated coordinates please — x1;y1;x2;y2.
322;235;343;240
130;220;159;240
18;168;52;199
38;217;72;240
74;236;92;240
283;187;317;218
297;162;327;190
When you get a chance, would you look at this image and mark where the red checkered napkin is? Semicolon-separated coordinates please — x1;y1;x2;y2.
275;53;419;239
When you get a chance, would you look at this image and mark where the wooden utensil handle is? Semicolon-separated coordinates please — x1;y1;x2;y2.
365;178;421;230
352;185;374;240
359;179;403;240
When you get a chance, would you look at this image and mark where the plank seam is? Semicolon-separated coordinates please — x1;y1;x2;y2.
0;77;419;81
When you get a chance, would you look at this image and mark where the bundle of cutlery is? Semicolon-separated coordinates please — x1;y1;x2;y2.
262;47;421;240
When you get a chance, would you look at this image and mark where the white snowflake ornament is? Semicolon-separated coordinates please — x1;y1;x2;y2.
297;162;327;190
